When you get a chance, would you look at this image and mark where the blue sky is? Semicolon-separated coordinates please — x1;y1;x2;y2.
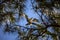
0;0;54;40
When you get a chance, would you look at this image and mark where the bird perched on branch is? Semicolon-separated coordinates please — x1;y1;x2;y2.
22;14;39;25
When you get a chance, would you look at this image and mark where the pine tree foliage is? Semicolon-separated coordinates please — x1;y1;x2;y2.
0;0;60;40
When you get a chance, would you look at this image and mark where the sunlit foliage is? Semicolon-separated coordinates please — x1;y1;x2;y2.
0;0;60;40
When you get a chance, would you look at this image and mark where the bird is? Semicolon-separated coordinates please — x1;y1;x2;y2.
26;17;33;25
